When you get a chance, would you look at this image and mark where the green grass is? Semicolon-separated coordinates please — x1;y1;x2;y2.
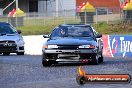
93;22;110;34
17;24;56;35
0;17;8;22
93;22;132;35
16;18;132;35
16;17;80;35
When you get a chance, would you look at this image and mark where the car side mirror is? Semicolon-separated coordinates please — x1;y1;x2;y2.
43;35;49;38
96;34;102;38
17;30;21;34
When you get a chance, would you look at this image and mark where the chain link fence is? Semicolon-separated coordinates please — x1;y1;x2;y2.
0;7;132;28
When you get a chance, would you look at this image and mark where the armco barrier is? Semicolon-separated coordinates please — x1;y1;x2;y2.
102;35;132;57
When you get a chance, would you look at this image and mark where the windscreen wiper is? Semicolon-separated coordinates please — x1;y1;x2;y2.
82;35;91;37
6;34;15;36
61;35;68;37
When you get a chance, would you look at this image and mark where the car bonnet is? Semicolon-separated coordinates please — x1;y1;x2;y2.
0;34;22;41
47;37;96;45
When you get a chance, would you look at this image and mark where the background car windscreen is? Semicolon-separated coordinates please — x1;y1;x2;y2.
51;26;93;38
0;24;16;34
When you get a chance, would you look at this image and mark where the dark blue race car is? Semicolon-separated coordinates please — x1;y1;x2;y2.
42;24;103;66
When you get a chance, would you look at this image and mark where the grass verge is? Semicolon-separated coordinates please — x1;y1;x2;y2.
16;19;132;35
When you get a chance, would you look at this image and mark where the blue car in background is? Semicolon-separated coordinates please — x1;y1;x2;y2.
0;22;25;55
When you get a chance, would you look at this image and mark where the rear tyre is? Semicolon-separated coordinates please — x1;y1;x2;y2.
3;53;10;56
17;52;24;55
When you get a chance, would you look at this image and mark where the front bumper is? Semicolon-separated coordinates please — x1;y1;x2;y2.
43;49;97;53
42;49;98;61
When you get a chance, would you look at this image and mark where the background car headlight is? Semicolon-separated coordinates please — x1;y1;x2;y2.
43;45;58;48
17;39;25;45
79;45;95;48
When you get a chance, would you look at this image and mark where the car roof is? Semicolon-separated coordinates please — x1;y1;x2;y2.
59;24;91;27
0;22;10;25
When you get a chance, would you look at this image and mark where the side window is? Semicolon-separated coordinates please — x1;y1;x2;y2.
50;28;59;38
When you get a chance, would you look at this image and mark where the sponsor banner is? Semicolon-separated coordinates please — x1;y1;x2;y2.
103;35;132;57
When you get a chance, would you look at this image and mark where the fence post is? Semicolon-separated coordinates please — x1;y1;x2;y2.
119;8;122;23
75;10;78;23
107;8;109;24
85;10;87;24
7;16;9;23
64;9;66;24
16;17;17;27
56;0;59;17
34;12;36;26
96;8;98;24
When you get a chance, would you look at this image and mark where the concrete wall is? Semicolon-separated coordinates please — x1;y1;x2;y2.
3;0;76;15
38;0;76;16
38;0;56;16
58;0;76;11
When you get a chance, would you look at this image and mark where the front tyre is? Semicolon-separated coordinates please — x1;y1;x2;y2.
42;60;52;67
42;52;58;67
3;53;10;56
17;52;24;55
42;59;58;67
42;61;50;67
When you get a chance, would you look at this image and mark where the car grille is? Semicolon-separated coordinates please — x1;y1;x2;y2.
0;41;17;52
58;45;79;50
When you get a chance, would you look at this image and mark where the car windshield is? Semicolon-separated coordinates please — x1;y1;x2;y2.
51;26;94;38
0;24;16;35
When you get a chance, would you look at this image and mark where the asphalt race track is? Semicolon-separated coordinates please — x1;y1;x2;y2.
0;55;132;88
0;36;132;88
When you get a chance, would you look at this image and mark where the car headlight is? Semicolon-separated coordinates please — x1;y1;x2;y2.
17;39;24;44
79;45;95;48
43;45;58;49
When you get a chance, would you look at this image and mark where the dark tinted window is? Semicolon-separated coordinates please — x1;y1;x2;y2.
0;24;16;34
51;26;93;38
